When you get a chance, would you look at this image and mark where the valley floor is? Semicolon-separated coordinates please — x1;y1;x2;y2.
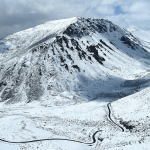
0;77;150;150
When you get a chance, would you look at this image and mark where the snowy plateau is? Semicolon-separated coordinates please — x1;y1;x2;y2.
0;17;150;150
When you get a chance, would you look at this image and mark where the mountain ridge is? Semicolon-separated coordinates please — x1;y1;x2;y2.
0;17;150;105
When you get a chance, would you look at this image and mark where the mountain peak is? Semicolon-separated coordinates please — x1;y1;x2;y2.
1;17;121;56
128;26;140;32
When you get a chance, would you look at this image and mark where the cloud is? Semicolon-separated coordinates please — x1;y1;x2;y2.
0;0;150;39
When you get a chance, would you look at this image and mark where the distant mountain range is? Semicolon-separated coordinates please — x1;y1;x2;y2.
128;26;150;52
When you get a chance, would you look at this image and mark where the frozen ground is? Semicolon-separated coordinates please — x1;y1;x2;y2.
0;85;150;150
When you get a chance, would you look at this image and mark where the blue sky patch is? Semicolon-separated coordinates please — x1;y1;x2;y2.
114;5;126;15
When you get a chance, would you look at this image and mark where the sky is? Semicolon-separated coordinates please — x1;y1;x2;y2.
0;0;150;39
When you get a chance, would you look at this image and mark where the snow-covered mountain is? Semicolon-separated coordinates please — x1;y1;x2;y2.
128;26;150;41
128;26;150;52
0;17;150;105
0;17;150;150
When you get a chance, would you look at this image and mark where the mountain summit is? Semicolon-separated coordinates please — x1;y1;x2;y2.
0;17;150;105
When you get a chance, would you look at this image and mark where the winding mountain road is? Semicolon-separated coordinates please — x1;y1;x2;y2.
0;130;102;146
107;103;124;132
0;102;124;146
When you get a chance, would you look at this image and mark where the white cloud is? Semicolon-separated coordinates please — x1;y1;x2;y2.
96;5;114;15
0;0;150;38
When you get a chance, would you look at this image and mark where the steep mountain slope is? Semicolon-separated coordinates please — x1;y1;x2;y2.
0;17;150;105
